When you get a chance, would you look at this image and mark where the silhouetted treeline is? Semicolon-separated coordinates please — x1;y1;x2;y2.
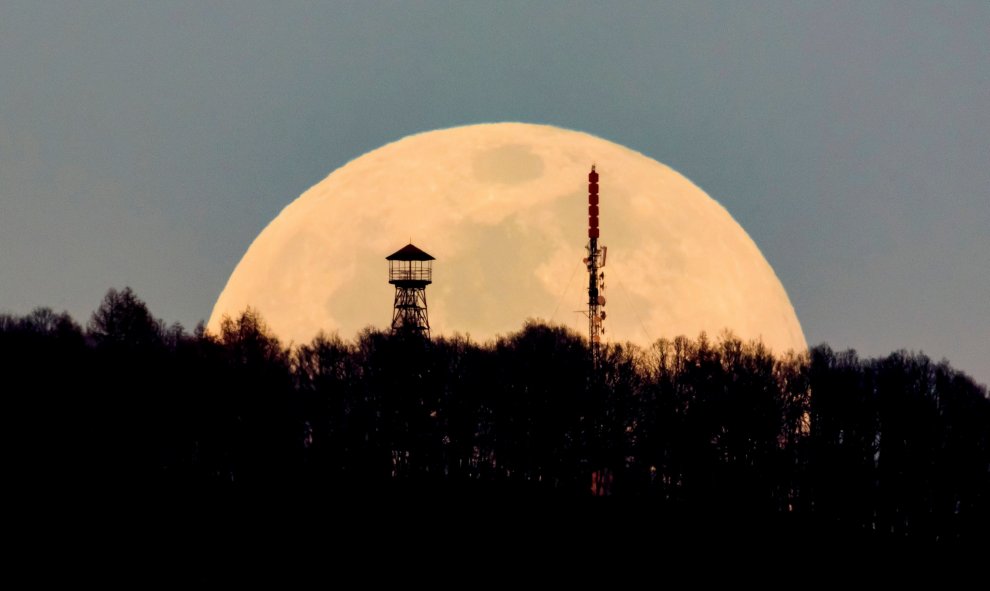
2;288;987;540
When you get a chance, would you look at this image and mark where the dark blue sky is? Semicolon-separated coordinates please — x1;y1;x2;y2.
1;2;987;384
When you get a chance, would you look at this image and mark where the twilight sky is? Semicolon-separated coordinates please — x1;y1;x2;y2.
1;2;986;384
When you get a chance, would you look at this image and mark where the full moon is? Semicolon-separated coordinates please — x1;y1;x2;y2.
208;123;806;353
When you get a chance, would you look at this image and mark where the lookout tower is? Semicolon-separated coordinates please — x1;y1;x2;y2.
387;243;434;338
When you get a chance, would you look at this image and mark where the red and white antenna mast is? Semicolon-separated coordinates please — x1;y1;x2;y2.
586;166;607;367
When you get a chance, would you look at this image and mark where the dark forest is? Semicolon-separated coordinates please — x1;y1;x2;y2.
3;287;987;542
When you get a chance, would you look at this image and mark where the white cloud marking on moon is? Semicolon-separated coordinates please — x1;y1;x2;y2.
208;123;807;353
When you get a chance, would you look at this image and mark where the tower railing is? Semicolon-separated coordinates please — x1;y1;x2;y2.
388;261;433;283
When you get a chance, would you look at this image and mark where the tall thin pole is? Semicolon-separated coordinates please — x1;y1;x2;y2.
586;166;610;495
587;166;605;368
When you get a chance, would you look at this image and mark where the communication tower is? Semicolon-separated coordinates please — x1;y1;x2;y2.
585;166;607;367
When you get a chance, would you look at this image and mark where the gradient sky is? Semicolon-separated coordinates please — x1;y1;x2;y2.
1;2;987;385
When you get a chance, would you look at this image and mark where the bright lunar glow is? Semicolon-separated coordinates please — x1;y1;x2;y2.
209;123;807;353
